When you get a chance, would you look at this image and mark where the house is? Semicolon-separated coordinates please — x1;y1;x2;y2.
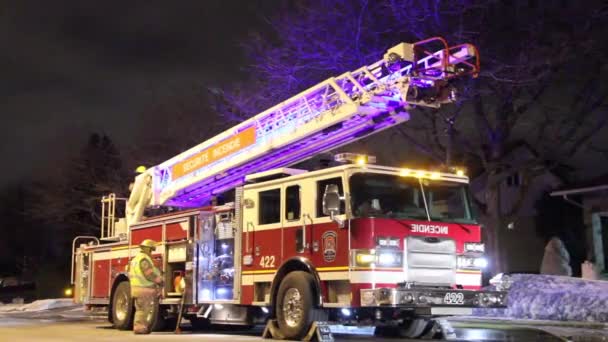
551;174;608;277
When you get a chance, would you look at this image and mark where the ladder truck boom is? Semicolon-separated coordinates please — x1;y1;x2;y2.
126;37;479;226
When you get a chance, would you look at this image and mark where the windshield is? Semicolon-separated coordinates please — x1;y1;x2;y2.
349;173;476;224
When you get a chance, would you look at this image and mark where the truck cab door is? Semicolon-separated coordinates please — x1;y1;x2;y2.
284;183;310;259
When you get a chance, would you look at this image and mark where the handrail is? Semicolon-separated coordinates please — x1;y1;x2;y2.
71;236;99;284
101;194;127;240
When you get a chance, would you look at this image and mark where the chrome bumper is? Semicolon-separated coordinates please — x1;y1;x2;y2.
360;287;507;309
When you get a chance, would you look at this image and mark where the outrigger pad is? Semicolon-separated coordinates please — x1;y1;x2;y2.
262;320;334;342
261;320;285;340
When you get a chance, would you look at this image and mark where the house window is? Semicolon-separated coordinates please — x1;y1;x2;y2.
259;189;281;225
285;185;301;221
316;177;345;217
506;172;521;187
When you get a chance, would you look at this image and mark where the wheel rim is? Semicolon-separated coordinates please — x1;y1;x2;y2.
115;291;129;322
282;288;303;328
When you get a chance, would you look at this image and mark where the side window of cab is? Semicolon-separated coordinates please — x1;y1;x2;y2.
285;185;301;221
259;188;281;225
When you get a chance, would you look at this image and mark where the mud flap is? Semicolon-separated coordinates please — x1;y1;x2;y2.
262;320;334;342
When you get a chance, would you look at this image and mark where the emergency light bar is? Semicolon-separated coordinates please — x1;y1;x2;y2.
334;153;376;165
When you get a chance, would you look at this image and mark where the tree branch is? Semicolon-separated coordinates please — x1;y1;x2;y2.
395;126;445;163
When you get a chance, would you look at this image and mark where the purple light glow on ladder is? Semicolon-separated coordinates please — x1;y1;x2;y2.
169;108;406;207
159;45;459;207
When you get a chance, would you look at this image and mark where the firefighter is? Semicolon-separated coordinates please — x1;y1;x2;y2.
129;239;163;334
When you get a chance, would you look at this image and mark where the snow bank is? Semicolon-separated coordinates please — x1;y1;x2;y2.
474;274;608;322
0;299;75;313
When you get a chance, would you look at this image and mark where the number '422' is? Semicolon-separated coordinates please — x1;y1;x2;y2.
259;255;275;268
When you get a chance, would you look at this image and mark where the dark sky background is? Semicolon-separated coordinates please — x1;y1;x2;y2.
0;0;279;186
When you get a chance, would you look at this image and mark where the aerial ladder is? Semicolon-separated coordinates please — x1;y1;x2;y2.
126;37;479;227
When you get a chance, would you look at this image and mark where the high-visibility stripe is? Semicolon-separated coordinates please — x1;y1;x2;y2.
316;266;349;271
351;267;403;272
456;269;482;274
242;269;277;275
129;253;157;288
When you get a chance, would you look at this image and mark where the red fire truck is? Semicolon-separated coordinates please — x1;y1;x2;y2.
71;37;508;340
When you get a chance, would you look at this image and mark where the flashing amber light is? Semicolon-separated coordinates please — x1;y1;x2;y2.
416;170;426;178
64;288;73;297
135;165;147;174
456;169;465;176
356;157;366;165
356;253;375;264
400;169;410;177
430;172;440;179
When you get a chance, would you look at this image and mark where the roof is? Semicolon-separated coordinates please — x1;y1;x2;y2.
243;163;470;190
550;173;608;196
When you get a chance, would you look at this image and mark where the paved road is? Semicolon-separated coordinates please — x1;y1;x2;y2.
0;315;568;342
0;319;559;342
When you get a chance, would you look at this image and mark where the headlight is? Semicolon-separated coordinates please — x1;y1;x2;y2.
378;252;402;266
458;256;487;269
353;249;402;267
464;242;485;253
473;257;488;268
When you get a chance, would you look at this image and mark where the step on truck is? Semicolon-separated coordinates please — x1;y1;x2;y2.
71;37;510;340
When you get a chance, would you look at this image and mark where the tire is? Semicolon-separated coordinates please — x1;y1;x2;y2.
111;282;134;330
150;303;165;331
374;325;400;337
374;318;433;339
399;318;433;338
275;271;323;340
188;316;211;331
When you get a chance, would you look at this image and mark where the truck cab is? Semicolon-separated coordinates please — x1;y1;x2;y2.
234;159;506;338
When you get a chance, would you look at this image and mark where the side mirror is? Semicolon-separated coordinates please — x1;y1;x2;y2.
323;184;344;228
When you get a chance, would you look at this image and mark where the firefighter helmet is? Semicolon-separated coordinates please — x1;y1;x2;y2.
140;239;157;251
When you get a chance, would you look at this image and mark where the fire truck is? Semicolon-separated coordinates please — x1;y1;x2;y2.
71;37;509;340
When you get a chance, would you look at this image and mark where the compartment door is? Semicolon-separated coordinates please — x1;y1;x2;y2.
197;211;216;302
196;210;237;302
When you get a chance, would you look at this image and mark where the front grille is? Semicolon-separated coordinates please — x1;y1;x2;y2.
404;236;456;286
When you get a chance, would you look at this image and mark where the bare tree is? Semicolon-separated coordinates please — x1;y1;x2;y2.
26;134;129;236
126;85;234;172
216;0;608;273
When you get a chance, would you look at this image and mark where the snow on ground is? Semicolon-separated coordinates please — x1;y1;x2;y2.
474;274;608;322
0;299;76;313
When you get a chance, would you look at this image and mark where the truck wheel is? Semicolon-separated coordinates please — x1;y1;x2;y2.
150;303;165;331
188;316;211;330
374;318;432;338
399;318;433;338
276;271;321;340
112;282;134;330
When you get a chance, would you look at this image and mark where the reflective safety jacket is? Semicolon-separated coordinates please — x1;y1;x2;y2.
129;252;162;289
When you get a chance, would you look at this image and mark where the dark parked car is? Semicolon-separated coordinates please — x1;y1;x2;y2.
0;276;36;303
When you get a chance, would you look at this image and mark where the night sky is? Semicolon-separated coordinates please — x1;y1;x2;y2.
0;1;278;186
